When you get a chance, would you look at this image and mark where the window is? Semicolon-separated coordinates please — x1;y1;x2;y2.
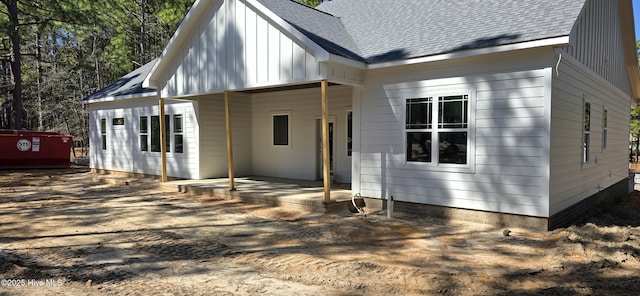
406;95;468;164
583;101;591;163
174;114;183;153
140;116;148;151
273;114;289;146
151;115;170;153
100;118;107;150
602;107;607;150
347;111;352;157
112;118;124;125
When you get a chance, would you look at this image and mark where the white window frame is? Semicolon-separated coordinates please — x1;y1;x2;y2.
404;89;475;173
602;105;607;151
100;118;107;151
582;98;591;165
140;116;149;152
150;114;171;153
173;114;184;154
272;111;291;148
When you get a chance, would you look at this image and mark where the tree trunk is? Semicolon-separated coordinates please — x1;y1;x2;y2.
140;0;146;65
93;35;102;89
6;0;23;130
36;32;43;131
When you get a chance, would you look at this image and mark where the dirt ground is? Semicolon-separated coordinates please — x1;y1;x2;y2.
1;169;639;295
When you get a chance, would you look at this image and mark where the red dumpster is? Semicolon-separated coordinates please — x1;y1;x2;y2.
0;130;73;169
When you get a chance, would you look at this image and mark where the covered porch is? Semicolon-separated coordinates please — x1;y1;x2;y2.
142;0;365;204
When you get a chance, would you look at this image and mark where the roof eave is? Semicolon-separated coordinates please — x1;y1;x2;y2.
326;53;366;69
367;36;572;70
81;92;157;105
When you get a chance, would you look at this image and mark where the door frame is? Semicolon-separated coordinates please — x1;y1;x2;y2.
315;116;336;181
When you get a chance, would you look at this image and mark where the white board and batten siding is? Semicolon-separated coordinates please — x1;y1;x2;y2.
158;0;322;98
357;49;555;217
566;0;633;98
88;98;199;179
251;86;353;183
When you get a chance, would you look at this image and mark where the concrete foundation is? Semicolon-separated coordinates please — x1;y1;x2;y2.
360;176;631;231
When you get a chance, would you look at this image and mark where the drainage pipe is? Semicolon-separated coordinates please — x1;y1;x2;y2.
352;193;365;217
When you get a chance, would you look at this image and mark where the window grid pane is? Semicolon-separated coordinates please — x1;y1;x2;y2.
584;102;591;132
438;95;468;128
406;98;432;129
407;132;432;162
175;135;183;153
140;135;148;151
584;133;590;163
174;114;183;133
439;132;467;164
140;117;148;133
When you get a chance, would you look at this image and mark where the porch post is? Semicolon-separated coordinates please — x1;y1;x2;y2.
321;80;331;201
159;97;168;182
225;91;236;191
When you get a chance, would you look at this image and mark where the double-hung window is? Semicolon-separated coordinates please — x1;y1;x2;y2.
602;107;607;151
140;116;149;151
174;114;183;153
583;101;591;163
151;115;171;153
100;118;107;150
406;94;469;165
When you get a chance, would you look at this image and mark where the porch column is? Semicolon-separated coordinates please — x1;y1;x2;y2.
159;97;168;182
225;91;236;191
321;80;331;201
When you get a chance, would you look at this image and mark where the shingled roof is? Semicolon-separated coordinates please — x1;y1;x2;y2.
259;0;587;63
82;59;157;102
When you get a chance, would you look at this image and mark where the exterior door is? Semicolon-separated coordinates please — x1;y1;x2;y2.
316;119;334;181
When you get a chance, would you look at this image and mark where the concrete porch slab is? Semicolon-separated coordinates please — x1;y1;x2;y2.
161;176;355;213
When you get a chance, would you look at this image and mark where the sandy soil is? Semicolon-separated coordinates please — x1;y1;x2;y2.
1;169;639;295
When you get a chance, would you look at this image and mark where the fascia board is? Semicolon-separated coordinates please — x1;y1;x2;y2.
81;93;157;105
367;36;571;70
327;54;366;70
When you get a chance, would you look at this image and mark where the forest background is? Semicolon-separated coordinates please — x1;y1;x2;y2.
0;0;319;151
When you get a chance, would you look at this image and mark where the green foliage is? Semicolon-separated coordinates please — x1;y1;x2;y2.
299;0;321;7
632;104;640;139
0;0;194;143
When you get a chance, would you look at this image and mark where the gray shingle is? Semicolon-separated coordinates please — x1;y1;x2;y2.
266;0;587;63
257;0;365;61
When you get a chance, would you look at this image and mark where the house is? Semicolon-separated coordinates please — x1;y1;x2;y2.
82;0;640;230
